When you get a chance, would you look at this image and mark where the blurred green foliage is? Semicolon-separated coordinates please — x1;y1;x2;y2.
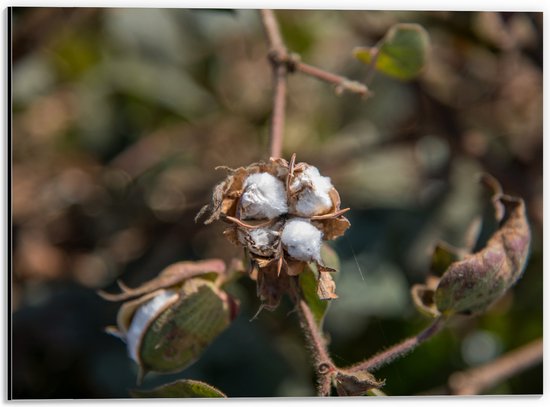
11;8;542;398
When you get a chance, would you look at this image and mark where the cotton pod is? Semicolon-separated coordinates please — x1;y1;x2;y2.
411;175;531;318
240;172;288;219
289;165;334;217
238;226;280;257
110;278;237;381
281;218;323;263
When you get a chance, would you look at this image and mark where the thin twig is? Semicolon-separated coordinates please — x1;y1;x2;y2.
448;338;543;395
296;61;370;96
270;64;287;159
349;317;446;373
260;9;287;159
260;9;285;53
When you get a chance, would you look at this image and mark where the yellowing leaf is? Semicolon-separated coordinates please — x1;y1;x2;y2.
354;23;430;80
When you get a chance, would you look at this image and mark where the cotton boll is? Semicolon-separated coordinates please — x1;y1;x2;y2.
239;226;280;256
240;173;288;219
281;218;323;262
126;289;178;363
290;166;334;217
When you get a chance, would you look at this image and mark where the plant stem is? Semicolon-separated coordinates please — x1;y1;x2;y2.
260;9;287;159
349;317;445;373
295;294;336;396
448;337;543;395
259;9;370;158
260;9;285;53
295;61;370;96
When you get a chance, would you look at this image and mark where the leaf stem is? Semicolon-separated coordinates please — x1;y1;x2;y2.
348;317;446;373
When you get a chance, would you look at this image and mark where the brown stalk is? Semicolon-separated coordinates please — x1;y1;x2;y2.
260;9;287;159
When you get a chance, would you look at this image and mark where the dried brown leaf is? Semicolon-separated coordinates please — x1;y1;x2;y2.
98;259;226;302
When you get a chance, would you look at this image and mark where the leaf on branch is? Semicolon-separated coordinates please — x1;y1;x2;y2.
354;23;430;80
130;379;227;398
299;244;341;326
299;266;329;327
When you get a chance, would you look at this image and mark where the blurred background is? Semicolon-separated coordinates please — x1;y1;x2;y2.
11;8;542;398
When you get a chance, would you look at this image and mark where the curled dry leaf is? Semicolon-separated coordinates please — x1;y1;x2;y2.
317;272;338;300
98;259;226;302
412;174;531;317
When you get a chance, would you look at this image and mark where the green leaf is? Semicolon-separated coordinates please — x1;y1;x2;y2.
131;379;226;398
299;265;329;327
354;23;430;80
299;244;341;327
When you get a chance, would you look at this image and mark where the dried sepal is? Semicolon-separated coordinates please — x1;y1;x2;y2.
335;370;385;396
98;259;226;302
312;216;351;241
317;271;338;300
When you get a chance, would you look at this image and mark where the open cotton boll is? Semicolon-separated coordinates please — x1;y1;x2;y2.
126;289;178;363
281;218;323;262
240;173;288;219
290;166;334;217
239;226;280;256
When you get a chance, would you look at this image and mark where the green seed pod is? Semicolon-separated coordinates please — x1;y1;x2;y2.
113;278;237;382
411;175;531;318
435;195;530;316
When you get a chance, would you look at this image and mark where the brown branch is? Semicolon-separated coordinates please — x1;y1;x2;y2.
260;9;285;53
295;295;336;396
259;9;370;159
295;61;370;96
348;317;445;373
260;9;287;159
448;338;543;395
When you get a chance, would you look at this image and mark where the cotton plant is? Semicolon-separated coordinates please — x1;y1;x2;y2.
97;10;536;398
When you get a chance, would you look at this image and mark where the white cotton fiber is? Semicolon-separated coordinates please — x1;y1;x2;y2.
126;289;178;363
290;166;333;217
240;172;288;219
281;218;323;262
240;226;280;256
